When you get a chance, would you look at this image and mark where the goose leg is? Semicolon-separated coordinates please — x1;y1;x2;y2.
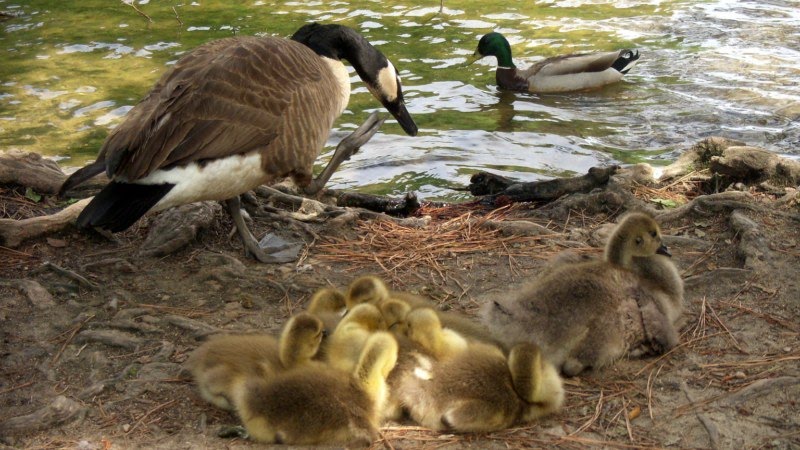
224;196;296;263
303;111;386;196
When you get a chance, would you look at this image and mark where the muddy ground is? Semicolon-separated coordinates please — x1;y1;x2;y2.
1;138;799;449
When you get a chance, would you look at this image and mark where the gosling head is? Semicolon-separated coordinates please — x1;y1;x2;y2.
346;275;390;310
606;212;670;267
279;312;325;368
308;288;347;316
379;298;411;334
341;303;387;332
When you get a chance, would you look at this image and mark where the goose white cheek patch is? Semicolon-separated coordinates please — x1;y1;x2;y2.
376;63;399;102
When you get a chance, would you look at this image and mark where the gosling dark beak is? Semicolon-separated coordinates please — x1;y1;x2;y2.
656;244;672;257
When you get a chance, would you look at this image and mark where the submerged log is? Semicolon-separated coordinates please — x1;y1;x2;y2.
331;190;421;217
468;165;620;205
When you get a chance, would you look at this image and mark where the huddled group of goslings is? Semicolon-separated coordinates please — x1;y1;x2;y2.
186;275;565;446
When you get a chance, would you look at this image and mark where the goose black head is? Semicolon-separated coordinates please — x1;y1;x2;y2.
292;23;418;136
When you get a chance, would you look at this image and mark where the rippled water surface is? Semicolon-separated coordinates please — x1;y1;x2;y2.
2;0;798;201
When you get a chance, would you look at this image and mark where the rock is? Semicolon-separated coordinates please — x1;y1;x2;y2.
613;163;656;186
14;279;56;310
138;201;222;257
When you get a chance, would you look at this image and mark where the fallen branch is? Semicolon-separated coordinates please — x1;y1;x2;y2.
0;197;90;247
468;166;619;205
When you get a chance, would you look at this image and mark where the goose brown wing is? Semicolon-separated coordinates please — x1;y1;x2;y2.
102;37;324;181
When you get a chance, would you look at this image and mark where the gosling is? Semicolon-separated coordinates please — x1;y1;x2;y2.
234;331;398;446
483;212;684;376
326;303;387;373
185;312;324;410
347;275;501;349
392;339;563;432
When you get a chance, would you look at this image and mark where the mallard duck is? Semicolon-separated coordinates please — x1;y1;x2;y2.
59;23;417;263
468;32;640;93
234;330;398;446
483;212;682;376
185;312;324;410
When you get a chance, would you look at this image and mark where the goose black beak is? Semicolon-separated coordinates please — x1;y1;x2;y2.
385;100;418;136
656;244;672;257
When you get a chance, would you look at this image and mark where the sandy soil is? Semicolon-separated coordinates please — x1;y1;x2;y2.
1;143;799;449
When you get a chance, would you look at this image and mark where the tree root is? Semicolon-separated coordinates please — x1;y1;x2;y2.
0;395;86;436
0;198;90;248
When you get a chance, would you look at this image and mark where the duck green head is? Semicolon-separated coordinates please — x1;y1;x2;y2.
467;32;515;68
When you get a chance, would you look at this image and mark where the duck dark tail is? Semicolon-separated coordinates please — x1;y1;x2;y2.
58;160;107;197
612;49;640;74
76;181;174;232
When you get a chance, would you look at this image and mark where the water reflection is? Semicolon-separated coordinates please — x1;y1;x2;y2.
1;0;798;201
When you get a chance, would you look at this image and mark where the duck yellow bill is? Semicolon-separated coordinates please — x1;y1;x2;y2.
465;51;482;66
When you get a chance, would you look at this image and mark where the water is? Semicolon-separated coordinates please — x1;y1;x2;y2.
1;0;798;202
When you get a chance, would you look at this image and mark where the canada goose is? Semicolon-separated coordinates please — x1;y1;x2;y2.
326;303;387;373
184;312;323;410
346;275;502;348
483;212;683;376
58;23;417;263
234;330;398;446
468;32;640;93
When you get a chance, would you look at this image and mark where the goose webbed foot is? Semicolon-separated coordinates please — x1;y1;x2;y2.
303;111;385;196
224;197;301;263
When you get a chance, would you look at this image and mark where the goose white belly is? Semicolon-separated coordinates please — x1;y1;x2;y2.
529;68;624;93
132;151;269;212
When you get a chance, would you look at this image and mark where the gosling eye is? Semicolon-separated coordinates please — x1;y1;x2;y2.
635;236;643;245
650;231;658;238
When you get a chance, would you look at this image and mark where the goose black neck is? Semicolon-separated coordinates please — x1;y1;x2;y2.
291;23;388;84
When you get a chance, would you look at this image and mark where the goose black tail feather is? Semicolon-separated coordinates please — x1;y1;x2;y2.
76;181;174;232
58;160;107;197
